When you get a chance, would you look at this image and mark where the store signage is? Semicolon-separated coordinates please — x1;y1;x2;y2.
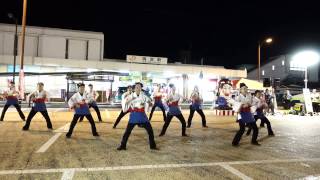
126;55;168;65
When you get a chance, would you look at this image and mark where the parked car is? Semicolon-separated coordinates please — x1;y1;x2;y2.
114;87;127;103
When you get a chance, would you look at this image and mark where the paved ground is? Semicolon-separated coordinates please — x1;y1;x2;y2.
0;108;320;180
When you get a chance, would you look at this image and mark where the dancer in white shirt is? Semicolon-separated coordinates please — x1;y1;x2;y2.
23;82;53;130
159;86;187;137
117;82;157;150
79;84;102;122
0;82;25;121
66;83;99;138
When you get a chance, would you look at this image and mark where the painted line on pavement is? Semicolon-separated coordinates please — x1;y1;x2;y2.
36;123;70;153
0;158;320;175
220;164;252;180
61;169;75;180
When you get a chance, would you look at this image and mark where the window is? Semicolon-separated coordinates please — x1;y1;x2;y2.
86;41;89;60
282;60;285;66
272;65;275;70
262;70;265;76
65;39;69;59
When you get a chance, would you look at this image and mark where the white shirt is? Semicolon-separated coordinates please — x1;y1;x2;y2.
4;88;19;97
68;92;89;108
87;90;98;103
233;93;252;113
121;91;132;100
28;90;49;103
123;92;151;112
166;93;183;105
190;91;203;103
252;96;265;114
152;91;163;98
252;96;262;108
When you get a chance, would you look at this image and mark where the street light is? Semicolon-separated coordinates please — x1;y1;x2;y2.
291;50;320;89
257;37;273;81
7;13;18;84
265;38;273;43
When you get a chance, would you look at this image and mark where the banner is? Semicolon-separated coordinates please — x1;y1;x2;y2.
19;69;25;100
303;88;313;113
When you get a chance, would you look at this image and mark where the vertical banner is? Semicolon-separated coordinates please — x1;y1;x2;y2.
303;88;313;114
19;69;25;100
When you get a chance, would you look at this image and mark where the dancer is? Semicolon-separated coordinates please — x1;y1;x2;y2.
0;82;25;121
187;86;208;128
79;84;102;122
232;83;260;146
246;90;274;136
159;86;187;137
66;83;99;138
117;82;157;150
149;84;166;122
113;85;133;128
23;82;53;130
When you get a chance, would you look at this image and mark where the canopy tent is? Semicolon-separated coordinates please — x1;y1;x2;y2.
234;78;270;90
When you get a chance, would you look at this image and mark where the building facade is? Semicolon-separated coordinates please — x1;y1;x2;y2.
0;23;104;61
247;55;319;86
0;23;246;102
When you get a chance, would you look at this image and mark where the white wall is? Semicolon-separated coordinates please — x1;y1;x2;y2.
0;32;3;55
39;36;66;59
0;23;104;61
68;39;87;60
88;40;100;60
18;35;37;57
3;33;14;55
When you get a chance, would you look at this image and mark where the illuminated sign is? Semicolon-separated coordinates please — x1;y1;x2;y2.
126;55;168;65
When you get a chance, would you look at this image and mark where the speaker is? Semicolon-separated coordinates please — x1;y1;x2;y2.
273;78;280;88
263;78;271;87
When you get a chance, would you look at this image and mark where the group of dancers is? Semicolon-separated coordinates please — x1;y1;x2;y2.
0;81;274;150
0;82;207;150
231;83;275;146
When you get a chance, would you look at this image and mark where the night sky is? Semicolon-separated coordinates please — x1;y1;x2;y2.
1;1;320;68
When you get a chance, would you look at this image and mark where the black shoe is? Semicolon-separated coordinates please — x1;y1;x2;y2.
66;133;72;138
112;126;116;129
246;132;251;136
159;133;165;137
22;126;29;131
203;125;208;128
232;143;239;147
182;134;188;137
93;132;99;136
150;147;159;150
187;126;191;128
268;133;275;136
0;119;3;121
117;146;126;151
251;141;261;146
22;118;26;121
260;125;265;128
